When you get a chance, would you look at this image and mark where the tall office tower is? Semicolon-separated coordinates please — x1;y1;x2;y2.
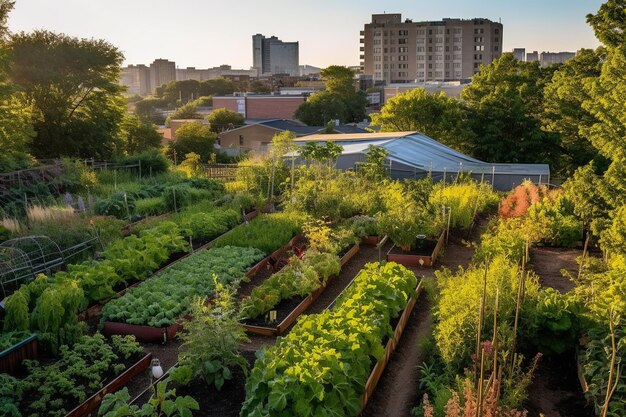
149;59;176;92
361;14;503;83
252;34;299;76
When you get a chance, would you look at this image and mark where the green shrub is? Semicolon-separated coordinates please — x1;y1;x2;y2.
116;149;169;177
430;181;499;230
213;212;305;255
93;192;136;219
134;197;167;216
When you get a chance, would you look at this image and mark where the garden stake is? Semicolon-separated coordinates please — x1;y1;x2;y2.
475;261;489;383
578;233;590;281
511;256;526;373
492;288;500;383
476;347;486;417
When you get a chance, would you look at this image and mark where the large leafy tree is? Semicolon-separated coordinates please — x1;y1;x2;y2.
205;108;244;133
462;53;560;165
542;48;605;175
10;30;126;159
120;114;162;155
167;121;216;163
296;66;367;125
370;88;472;152
295;91;347;126
0;0;34;172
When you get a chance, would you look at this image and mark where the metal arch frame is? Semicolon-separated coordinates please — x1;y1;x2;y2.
0;246;35;299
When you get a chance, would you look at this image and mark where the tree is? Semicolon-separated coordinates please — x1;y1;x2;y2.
295;66;367;125
0;1;34;172
206;108;244;133
370;88;472;152
543;48;605;175
165;100;200;127
461;53;560;164
250;80;271;93
586;0;626;49
295;91;347;126
121;114;162;154
10;30;126;159
134;97;167;125
199;78;234;96
167;121;216;163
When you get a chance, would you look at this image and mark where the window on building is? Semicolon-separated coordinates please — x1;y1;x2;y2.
417;46;425;52
418;63;425;68
454;62;461;68
418;29;426;35
436;55;443;60
399;29;409;36
495;37;499;42
495;28;499;34
453;54;462;60
473;63;480;68
494;46;499;51
453;37;462;43
428;71;433;77
436;45;443;52
435;62;443;68
399;47;408;53
445;71;450;78
429;29;433;35
474;45;485;51
418;71;425;77
417;55;425;61
455;71;462;78
428;63;433;69
239;135;244;146
398;38;408;44
417;37;425;44
474;37;484;43
436;37;443;43
454;28;462;34
445;62;450;68
398;55;408;61
398;71;408;77
435;71;443;77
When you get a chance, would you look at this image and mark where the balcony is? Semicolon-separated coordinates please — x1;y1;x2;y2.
360;47;365;51
360;55;365;60
360;30;365;36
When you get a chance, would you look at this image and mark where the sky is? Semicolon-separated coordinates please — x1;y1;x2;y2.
8;0;604;69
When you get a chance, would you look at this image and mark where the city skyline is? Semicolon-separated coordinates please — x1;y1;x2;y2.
9;0;603;69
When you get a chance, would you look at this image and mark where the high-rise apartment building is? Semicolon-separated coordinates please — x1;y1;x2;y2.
252;34;299;76
526;51;539;62
149;59;176;92
120;64;151;96
361;14;503;83
512;48;526;61
539;51;575;67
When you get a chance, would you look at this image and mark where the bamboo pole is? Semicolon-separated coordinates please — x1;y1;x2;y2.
475;261;489;382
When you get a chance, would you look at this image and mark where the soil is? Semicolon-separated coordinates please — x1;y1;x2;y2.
132;351;256;417
242;295;305;327
529;246;581;293
526;246;593;417
526;352;592;417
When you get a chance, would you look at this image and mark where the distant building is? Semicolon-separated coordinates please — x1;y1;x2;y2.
120;64;151;96
213;94;306;120
252;34;299;76
176;65;258;81
218;119;367;155
150;59;176;92
361;14;503;83
512;48;526;61
540;51;576;67
299;65;321;77
384;81;467;102
526;51;539;62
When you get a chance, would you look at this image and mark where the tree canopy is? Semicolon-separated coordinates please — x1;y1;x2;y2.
120;115;162;155
167;122;216;163
295;65;367;126
370;88;472;153
206;108;244;133
10;30;126;159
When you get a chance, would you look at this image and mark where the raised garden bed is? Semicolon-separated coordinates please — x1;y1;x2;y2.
361;235;381;246
386;231;445;267
64;352;152;417
0;333;38;375
360;279;423;410
101;252;270;343
243;242;360;337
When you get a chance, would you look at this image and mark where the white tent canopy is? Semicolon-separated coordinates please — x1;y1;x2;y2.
289;132;550;190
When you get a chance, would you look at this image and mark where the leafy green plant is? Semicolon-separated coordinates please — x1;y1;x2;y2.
98;381;199;417
94;192;137;219
213;212;305;255
241;252;340;320
101;246;265;327
10;333;143;417
240;262;416;417
135;196;167;216
345;215;379;237
430;181;499;230
175;280;249;391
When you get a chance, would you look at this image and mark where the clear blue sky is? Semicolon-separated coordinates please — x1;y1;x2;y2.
9;0;603;69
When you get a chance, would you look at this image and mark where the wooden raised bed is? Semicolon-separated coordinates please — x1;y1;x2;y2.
0;333;38;375
360;279;424;410
64;352;153;417
102;236;298;343
386;231;446;267
243;242;360;337
340;242;360;267
361;235;381;246
79;214;263;321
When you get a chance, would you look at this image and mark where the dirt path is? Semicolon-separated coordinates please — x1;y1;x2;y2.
361;232;480;417
529;247;581;293
526;246;592;417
